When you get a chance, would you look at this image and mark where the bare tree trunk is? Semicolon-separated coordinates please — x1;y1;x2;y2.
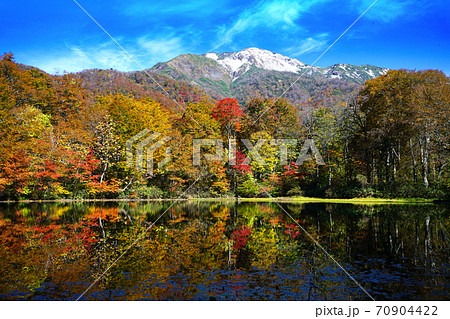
100;162;108;183
386;146;391;181
438;162;448;180
419;138;430;188
419;123;430;188
410;138;417;182
392;141;400;181
423;138;429;188
327;149;332;186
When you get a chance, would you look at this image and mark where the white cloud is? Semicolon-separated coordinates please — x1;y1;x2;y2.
212;0;423;52
34;47;94;74
214;0;328;50
352;0;421;23
287;34;329;56
121;0;230;18
28;0;426;74
30;33;190;74
34;44;135;74
137;35;186;64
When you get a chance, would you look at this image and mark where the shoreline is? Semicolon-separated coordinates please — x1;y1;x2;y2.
0;197;439;205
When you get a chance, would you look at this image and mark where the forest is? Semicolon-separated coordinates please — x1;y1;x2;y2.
0;53;449;201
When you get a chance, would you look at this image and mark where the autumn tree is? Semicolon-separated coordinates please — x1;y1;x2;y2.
93;116;122;184
242;97;302;139
350;69;450;193
169;99;228;195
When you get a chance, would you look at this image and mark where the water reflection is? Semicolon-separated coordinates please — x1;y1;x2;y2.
0;201;448;300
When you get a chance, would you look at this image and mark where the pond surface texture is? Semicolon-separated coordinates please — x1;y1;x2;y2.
0;201;448;301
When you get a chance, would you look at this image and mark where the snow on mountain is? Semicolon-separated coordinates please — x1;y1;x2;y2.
202;47;388;83
204;53;219;60
205;48;305;78
150;47;388;104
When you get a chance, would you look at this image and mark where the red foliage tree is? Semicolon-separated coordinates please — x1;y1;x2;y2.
231;151;252;174
211;98;244;134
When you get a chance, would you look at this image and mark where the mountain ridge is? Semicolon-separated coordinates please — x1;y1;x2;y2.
150;47;388;104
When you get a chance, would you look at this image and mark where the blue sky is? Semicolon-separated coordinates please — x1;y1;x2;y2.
1;0;449;74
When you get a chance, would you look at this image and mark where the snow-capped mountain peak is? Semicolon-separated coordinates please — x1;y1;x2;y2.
205;47;305;78
151;47;388;103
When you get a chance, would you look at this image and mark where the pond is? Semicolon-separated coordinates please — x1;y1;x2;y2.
0;201;448;301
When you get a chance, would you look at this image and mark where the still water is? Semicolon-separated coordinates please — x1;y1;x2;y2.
0;201;448;301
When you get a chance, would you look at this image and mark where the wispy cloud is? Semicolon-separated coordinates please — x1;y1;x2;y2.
285;33;329;56
31;32;191;74
3;0;446;77
213;0;327;50
35;44;134;74
137;35;187;64
120;0;230;18
352;0;424;23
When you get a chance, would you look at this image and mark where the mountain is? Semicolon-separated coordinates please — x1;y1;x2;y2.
74;48;388;110
205;48;306;78
150;47;388;104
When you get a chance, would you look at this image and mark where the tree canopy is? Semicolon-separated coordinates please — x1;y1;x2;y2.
0;54;448;200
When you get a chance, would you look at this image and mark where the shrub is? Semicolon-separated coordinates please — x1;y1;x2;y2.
237;174;260;197
286;186;304;197
135;186;164;199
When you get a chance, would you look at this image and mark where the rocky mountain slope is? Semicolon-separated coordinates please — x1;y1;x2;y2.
150;47;388;104
74;48;388;110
